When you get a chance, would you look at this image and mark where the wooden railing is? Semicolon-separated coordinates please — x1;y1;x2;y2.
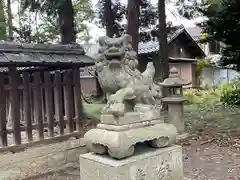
0;67;84;152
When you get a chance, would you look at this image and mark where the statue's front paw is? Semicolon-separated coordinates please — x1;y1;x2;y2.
105;102;125;116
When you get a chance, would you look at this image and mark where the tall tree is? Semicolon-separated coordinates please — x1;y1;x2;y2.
58;0;75;43
175;0;240;70
97;0;168;43
97;0;125;37
7;0;13;40
126;0;140;53
103;0;114;37
0;0;6;40
157;0;169;81
21;0;76;43
200;0;240;70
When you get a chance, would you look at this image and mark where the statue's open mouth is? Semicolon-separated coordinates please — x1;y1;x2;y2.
105;52;123;61
105;51;124;68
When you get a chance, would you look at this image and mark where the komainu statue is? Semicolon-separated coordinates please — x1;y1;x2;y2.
84;35;178;159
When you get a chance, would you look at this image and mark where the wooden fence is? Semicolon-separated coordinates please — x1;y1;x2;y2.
0;67;84;152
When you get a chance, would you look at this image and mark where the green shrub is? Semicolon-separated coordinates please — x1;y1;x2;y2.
220;78;240;105
184;89;202;104
184;88;220;105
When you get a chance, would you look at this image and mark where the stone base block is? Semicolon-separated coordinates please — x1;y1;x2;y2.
80;145;183;180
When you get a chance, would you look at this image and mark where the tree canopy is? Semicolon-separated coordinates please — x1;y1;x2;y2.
174;0;240;69
0;0;93;44
18;0;94;43
198;0;240;69
96;0;177;42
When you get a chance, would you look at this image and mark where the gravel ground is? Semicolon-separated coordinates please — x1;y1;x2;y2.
21;105;240;180
27;138;240;180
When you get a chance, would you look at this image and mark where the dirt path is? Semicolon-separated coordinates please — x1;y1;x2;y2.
28;139;240;180
184;142;240;180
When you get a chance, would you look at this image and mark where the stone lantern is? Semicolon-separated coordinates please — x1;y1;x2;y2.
160;67;190;140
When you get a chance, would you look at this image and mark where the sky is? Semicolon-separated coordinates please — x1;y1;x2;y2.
10;0;204;43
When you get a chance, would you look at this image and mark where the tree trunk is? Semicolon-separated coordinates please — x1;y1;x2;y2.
158;0;169;111
157;0;169;81
58;0;76;44
104;0;114;37
7;0;13;40
127;0;140;53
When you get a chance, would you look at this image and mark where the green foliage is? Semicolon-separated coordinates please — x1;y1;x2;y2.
15;0;94;43
174;0;240;69
220;78;240;106
0;0;6;40
184;88;220;106
96;0;178;41
195;59;211;85
21;0;66;16
13;12;59;43
200;33;208;40
199;0;240;68
196;59;210;76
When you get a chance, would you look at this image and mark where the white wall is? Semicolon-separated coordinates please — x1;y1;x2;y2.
201;67;240;88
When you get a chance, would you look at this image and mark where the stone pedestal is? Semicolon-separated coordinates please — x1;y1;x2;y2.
84;112;178;159
163;97;185;134
163;98;189;141
80;145;183;180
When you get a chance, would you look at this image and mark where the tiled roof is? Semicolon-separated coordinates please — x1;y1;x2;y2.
138;40;159;54
0;42;95;67
138;26;185;54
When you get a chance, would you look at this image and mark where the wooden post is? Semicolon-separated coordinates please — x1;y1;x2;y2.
33;72;44;140
22;72;33;142
44;71;54;137
9;67;21;145
63;70;74;133
0;73;7;146
54;72;64;135
73;68;83;131
19;90;24;123
30;84;34;124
